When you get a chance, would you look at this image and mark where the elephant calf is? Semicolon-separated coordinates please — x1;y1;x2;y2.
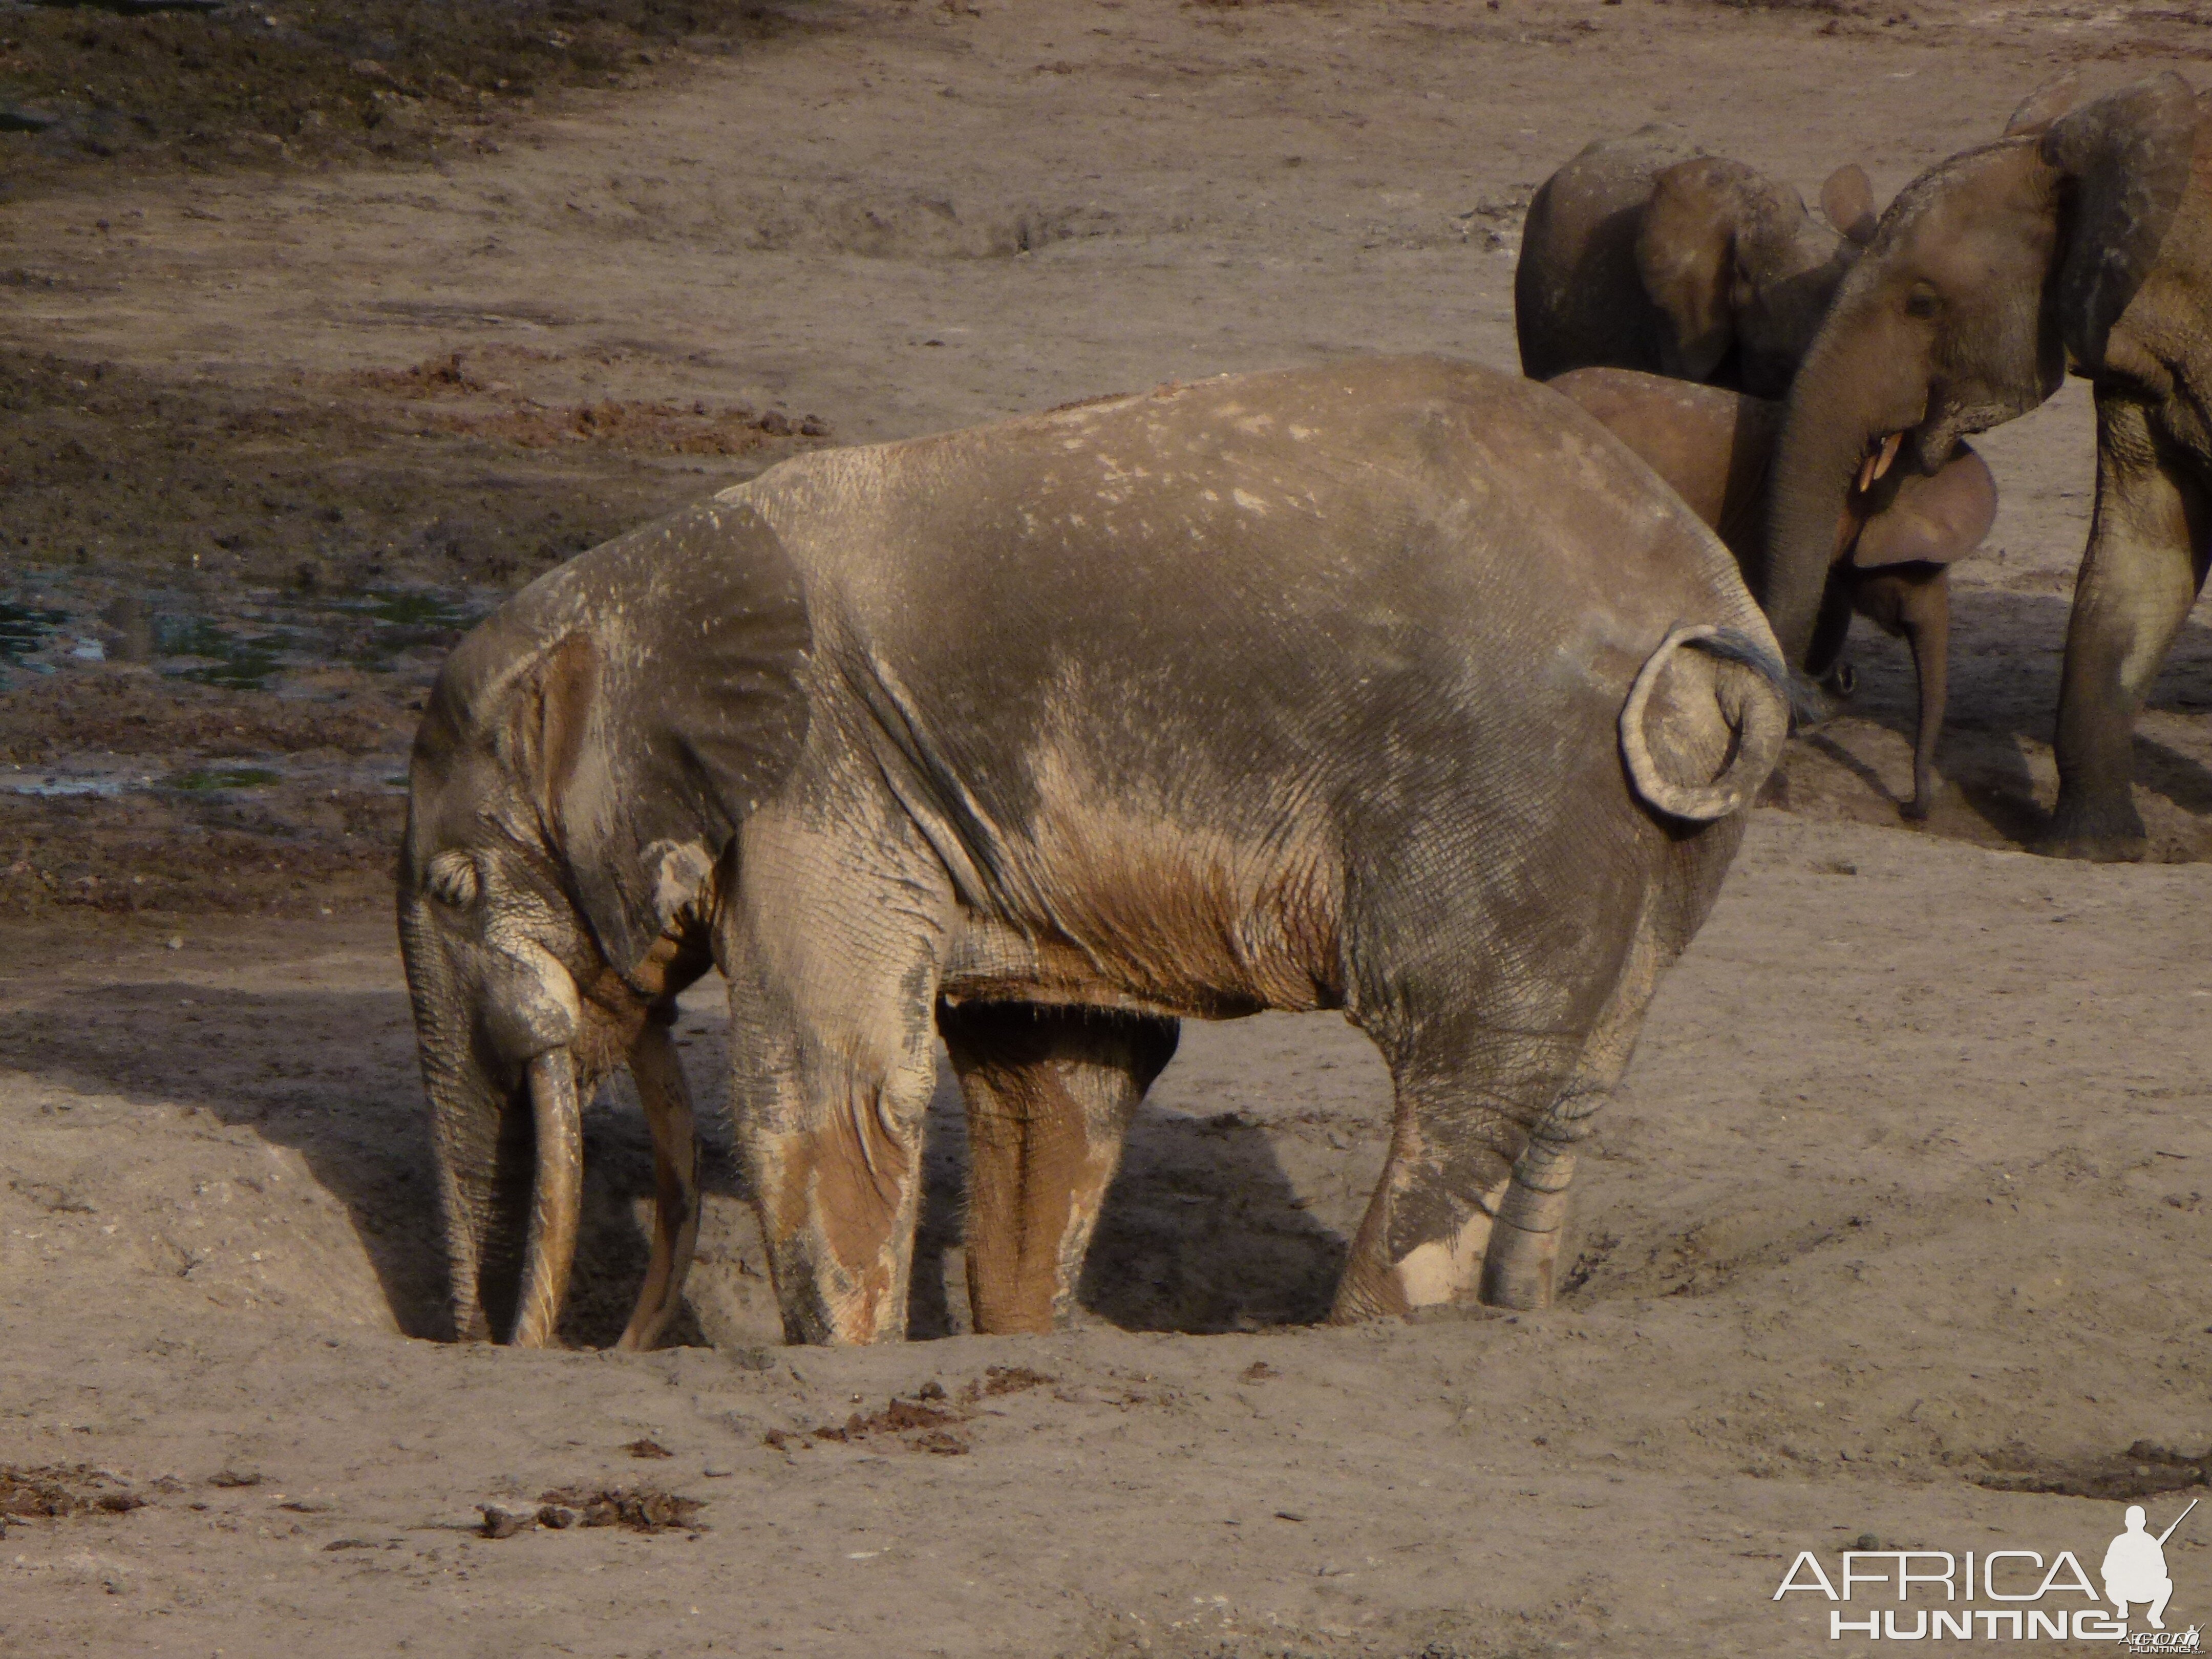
1516;123;1879;397
400;356;1794;1347
1550;367;1998;820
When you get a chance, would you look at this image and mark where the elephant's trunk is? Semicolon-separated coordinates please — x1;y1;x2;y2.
1754;366;1894;668
511;1048;583;1348
399;893;518;1343
399;891;587;1346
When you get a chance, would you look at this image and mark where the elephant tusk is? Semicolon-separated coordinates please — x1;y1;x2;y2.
510;1048;583;1348
1859;430;1905;493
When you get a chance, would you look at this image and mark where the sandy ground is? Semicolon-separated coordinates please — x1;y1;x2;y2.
2;2;2210;1653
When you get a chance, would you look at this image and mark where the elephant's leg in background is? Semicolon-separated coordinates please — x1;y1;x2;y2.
2046;393;2212;860
722;807;955;1345
1806;576;1858;698
1896;570;1950;821
615;1011;701;1352
940;1003;1180;1335
1851;566;1951;821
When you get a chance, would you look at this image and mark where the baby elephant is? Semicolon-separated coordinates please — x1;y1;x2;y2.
1551;367;1997;820
1516;124;1879;397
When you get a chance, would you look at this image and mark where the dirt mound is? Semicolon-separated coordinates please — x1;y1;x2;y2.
1977;1441;2212;1502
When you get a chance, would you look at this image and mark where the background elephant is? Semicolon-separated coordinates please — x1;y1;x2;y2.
1752;72;2207;861
402;356;1794;1347
1551;367;1998;820
1515;123;1880;397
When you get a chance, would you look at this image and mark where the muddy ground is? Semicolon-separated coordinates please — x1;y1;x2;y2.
1;2;2209;1654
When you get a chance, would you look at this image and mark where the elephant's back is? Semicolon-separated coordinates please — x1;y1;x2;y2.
730;357;1769;1013
742;355;1763;700
1546;367;1780;565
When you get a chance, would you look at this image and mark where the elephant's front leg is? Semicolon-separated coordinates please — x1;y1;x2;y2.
724;809;955;1345
2045;392;2210;861
939;1003;1179;1335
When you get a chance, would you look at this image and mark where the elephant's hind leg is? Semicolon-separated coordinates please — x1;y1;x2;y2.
940;1003;1179;1335
615;1014;701;1353
1479;913;1670;1310
1333;895;1672;1321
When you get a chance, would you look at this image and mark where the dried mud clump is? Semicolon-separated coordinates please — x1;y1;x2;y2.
768;1394;974;1457
542;1495;703;1530
479;1485;704;1538
973;1364;1056;1399
0;1464;148;1526
348;354;835;455
763;1368;1066;1458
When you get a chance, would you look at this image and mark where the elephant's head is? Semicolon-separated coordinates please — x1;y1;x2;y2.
1636;156;1879;396
1755;72;2200;664
397;499;810;1345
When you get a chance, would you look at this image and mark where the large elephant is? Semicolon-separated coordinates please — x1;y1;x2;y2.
1551;367;1998;819
400;356;1793;1347
1751;72;2208;861
1516;123;1880;397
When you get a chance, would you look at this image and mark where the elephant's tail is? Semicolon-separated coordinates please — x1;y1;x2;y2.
1620;623;1794;822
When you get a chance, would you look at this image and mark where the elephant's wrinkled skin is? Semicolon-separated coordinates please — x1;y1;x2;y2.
402;357;1793;1347
1754;73;2210;861
1551;367;1998;819
1516;124;1879;397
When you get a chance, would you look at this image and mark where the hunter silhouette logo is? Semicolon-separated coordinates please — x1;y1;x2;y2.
2106;1500;2194;1631
1774;1497;2200;1644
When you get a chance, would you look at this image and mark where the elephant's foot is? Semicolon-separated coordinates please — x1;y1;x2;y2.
1328;1176;1513;1322
1477;1231;1560;1310
2034;790;2147;863
1478;1155;1573;1311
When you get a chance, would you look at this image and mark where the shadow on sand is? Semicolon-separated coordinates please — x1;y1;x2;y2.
1;989;1350;1345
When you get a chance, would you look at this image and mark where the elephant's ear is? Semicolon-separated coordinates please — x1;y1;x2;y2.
2042;72;2199;373
2005;72;2081;138
1638;159;1747;383
1819;164;1879;246
1850;444;1998;570
531;498;813;983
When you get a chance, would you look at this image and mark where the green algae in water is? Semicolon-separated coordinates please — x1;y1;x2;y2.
0;600;67;664
165;767;282;792
155;615;287;691
364;590;476;630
